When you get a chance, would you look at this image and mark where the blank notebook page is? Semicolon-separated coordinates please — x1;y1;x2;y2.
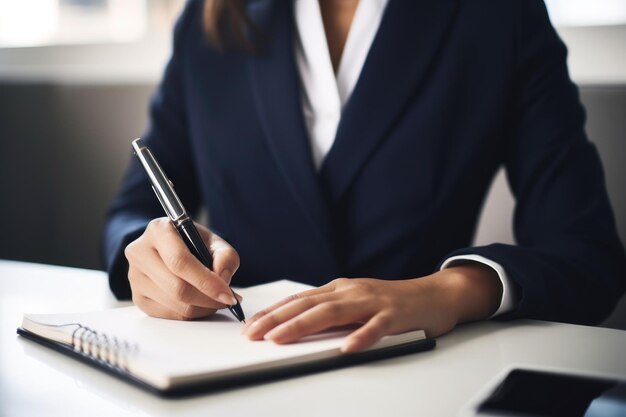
22;280;425;389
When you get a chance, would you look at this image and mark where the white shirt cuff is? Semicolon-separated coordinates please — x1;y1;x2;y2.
440;254;516;318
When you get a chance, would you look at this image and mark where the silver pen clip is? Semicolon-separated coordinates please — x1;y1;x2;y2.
131;138;187;222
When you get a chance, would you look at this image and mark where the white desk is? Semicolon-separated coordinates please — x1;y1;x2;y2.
2;260;625;417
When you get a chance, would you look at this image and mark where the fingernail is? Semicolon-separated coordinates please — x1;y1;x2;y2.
218;292;236;305
341;338;358;353
234;291;243;302
243;320;261;337
220;269;233;284
264;325;284;342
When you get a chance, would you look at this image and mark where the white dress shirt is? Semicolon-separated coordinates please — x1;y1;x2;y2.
292;0;515;316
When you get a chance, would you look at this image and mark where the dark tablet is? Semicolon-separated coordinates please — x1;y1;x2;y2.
477;369;626;417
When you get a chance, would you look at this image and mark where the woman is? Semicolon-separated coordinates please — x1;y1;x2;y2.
103;0;626;352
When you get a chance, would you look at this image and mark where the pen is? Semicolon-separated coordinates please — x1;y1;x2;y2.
131;138;245;323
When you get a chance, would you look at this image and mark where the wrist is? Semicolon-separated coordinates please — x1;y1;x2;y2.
435;263;503;324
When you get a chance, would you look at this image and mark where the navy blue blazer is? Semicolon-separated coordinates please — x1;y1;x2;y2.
103;0;626;324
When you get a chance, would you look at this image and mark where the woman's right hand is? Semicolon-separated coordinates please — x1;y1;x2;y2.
124;217;241;320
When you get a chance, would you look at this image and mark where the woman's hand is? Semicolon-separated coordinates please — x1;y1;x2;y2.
124;217;241;320
243;264;503;352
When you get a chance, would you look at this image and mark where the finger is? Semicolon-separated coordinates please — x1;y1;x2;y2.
244;283;337;329
263;299;371;344
207;232;240;284
133;294;208;321
149;220;236;305
341;313;396;353
130;270;217;320
134;294;172;319
244;292;342;340
136;247;226;309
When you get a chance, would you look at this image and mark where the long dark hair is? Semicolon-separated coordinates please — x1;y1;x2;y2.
203;0;256;51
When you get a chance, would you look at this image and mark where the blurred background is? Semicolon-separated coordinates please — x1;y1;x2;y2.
0;0;624;326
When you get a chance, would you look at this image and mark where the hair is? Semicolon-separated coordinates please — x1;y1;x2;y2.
203;0;256;51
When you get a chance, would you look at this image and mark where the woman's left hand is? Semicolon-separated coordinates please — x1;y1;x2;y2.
242;264;503;352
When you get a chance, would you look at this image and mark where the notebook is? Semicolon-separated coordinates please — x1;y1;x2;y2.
17;280;435;397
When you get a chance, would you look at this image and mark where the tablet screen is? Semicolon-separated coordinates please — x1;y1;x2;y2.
477;369;626;417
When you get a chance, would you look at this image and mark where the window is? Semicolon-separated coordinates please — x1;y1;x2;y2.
545;0;626;27
0;0;184;48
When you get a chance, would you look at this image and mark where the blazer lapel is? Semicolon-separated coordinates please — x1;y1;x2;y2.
320;0;460;202
246;0;335;260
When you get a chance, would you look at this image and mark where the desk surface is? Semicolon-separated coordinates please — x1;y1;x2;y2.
2;260;625;417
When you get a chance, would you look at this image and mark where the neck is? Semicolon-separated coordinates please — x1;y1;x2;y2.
318;0;360;73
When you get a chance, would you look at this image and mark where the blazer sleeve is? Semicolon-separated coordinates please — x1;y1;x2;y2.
441;0;626;324
101;0;203;300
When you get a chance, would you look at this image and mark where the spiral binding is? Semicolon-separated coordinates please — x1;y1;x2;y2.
68;324;139;371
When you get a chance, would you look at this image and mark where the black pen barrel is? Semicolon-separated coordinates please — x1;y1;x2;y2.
176;218;245;322
177;218;214;269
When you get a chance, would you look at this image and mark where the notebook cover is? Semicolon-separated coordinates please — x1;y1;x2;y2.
17;327;435;398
